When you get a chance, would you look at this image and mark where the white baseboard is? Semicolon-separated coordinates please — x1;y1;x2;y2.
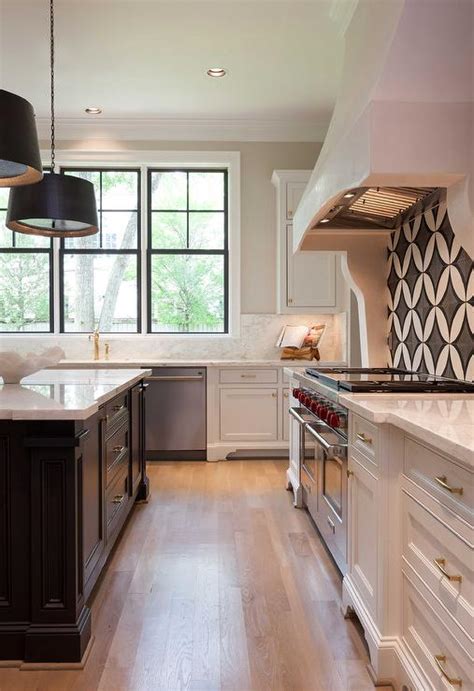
343;577;431;691
206;441;289;462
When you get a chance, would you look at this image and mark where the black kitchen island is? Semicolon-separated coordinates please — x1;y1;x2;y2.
0;369;150;664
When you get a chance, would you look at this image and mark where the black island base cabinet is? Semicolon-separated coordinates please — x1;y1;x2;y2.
0;381;149;664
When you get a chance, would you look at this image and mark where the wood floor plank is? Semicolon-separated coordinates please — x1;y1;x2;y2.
0;460;379;691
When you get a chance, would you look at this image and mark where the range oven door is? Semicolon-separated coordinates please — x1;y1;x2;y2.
305;422;348;574
289;407;319;513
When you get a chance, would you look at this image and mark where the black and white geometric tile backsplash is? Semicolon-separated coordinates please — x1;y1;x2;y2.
387;200;473;381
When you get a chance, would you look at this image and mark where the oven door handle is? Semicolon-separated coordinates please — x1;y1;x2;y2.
305;422;347;456
289;407;308;425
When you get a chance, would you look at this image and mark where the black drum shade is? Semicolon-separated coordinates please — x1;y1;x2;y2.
0;90;43;187
6;172;99;237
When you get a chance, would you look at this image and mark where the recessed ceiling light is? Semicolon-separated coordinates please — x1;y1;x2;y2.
343;191;356;198
85;106;102;115
207;68;226;78
320;218;330;223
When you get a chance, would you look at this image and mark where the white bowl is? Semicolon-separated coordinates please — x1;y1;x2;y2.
0;347;65;384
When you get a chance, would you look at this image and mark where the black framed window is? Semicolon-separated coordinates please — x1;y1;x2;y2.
60;168;141;333
0;185;53;332
147;169;228;333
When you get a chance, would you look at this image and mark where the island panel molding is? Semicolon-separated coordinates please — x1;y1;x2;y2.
388;202;473;380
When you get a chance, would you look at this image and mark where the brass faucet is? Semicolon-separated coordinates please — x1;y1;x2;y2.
88;329;100;360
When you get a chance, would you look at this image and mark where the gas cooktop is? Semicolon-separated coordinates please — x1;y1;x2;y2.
305;367;474;393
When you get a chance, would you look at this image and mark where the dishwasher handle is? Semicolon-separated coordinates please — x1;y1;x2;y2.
145;374;204;382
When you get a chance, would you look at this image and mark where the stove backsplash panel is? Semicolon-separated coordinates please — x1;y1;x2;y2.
387;201;473;381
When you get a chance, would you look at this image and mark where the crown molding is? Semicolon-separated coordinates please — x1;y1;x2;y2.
35;116;328;143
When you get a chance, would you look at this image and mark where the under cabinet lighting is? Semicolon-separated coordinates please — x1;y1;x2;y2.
320;218;330;223
343;191;356;198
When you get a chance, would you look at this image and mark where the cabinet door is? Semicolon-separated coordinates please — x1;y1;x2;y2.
282;388;290;441
348;454;378;617
288;408;300;479
81;412;105;588
286;225;336;308
130;383;142;495
286;181;307;220
220;388;278;442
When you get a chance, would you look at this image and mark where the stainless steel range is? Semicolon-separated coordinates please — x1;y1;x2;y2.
289;367;474;575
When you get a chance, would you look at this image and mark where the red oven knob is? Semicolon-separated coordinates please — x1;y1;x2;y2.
292;387;299;398
297;390;304;401
329;413;341;427
304;394;311;406
310;399;318;413
319;405;328;420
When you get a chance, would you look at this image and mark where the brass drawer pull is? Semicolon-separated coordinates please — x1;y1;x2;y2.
435;475;463;495
434;655;462;686
434;558;462;582
356;432;372;444
283;392;289;398
347;469;354;478
112;494;125;504
113;445;125;454
240;374;256;378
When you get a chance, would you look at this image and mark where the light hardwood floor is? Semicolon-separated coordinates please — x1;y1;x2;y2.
0;461;389;691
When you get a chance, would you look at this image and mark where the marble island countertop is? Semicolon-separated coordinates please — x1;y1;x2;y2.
340;393;474;467
52;359;346;369
284;367;474;466
0;369;150;420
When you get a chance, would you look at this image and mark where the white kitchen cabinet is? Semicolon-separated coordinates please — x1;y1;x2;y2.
347;451;379;619
219;388;278;442
272;170;340;314
286;181;307;220
282;388;291;441
287;225;336;308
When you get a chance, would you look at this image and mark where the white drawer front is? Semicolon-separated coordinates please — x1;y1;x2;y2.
350;414;378;465
402;491;473;637
402;575;473;691
403;436;473;524
219;368;279;384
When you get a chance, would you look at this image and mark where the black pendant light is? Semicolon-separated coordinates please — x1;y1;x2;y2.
6;0;98;238
0;89;43;187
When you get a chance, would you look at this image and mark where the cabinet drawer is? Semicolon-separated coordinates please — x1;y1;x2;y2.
402;491;472;636
219;368;278;384
402;576;473;690
106;464;129;540
403;436;473;523
104;392;129;436
350;414;378;465
105;423;129;487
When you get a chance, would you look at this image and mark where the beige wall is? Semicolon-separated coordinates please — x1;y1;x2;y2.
45;139;322;313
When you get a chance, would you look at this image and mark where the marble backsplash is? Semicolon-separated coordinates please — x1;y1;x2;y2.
0;313;346;363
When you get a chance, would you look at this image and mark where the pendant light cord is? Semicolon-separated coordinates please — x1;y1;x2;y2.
50;0;55;173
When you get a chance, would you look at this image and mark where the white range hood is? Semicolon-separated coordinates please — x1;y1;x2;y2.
294;0;473;257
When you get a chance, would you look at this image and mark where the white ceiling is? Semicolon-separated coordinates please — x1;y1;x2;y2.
0;0;346;140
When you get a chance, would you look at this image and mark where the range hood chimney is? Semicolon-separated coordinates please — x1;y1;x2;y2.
294;0;473;256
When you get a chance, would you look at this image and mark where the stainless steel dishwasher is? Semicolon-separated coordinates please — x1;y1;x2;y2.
143;367;207;460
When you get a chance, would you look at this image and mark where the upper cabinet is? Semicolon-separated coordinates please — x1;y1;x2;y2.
272;170;342;314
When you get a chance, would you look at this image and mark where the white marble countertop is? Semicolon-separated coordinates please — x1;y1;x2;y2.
340;393;474;467
284;367;474;467
52;359;345;369
0;369;150;421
